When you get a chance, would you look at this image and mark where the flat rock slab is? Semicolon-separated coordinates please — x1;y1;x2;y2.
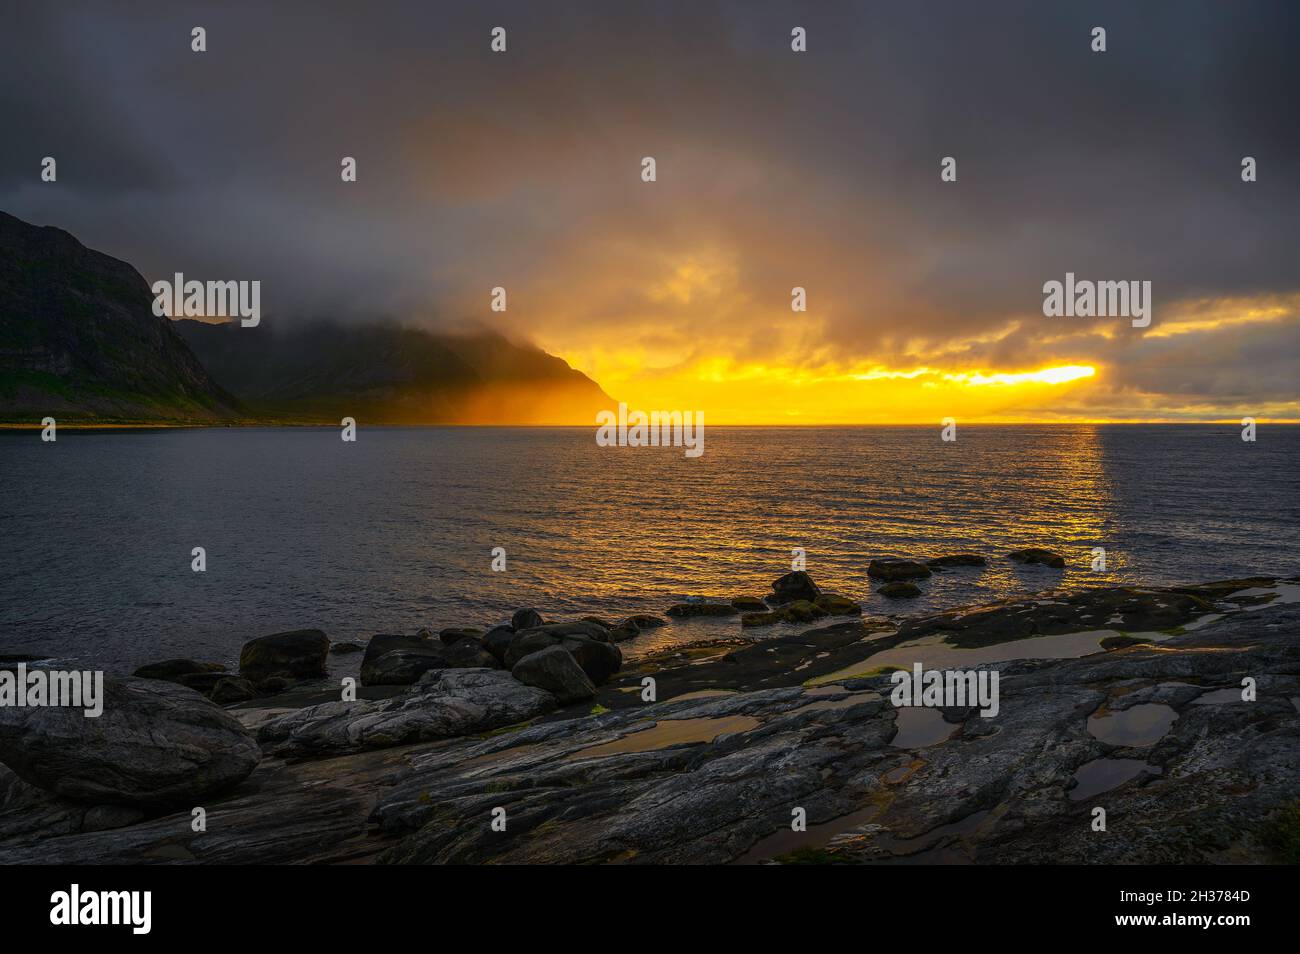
257;668;556;758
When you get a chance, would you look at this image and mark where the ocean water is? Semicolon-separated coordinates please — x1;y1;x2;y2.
1;425;1296;672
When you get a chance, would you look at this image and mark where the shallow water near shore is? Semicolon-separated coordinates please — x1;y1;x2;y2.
2;424;1297;671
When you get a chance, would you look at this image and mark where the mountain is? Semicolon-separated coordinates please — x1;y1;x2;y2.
0;210;614;425
0;211;240;422
174;319;615;425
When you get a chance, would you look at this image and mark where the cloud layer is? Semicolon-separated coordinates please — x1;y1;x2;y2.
3;0;1296;420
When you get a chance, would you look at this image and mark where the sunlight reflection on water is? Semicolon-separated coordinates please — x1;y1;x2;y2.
1;424;1296;671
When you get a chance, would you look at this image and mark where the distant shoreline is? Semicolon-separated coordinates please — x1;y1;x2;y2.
4;420;1300;431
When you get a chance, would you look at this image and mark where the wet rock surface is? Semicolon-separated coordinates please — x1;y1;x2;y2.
256;668;556;759
2;578;1296;865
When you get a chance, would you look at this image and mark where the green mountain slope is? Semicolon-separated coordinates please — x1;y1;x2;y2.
0;211;240;422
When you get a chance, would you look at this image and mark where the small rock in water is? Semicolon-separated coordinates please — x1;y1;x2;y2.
769;570;821;605
814;593;862;616
511;608;545;631
239;629;330;683
1008;548;1066;568
926;554;988;569
741;600;830;627
730;596;768;612
622;615;668;629
209;676;256;705
607;623;639;642
867;559;933;581
666;603;739;618
329;641;364;655
133;659;227;684
512;646;597;704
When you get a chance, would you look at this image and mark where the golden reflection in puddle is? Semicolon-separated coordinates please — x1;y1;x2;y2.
564;715;760;761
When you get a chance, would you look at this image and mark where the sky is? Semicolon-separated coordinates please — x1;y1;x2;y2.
2;0;1297;423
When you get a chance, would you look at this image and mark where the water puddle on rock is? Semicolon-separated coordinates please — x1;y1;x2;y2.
809;628;1133;686
1087;703;1178;747
890;707;959;748
564;715;760;761
871;809;993;864
1231;582;1300;610
1069;758;1161;801
732;805;879;865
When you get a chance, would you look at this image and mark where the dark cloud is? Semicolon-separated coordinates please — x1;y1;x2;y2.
1;0;1296;413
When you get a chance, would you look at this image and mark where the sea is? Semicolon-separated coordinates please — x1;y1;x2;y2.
1;424;1296;672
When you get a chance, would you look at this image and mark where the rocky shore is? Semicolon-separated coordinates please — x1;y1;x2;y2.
1;565;1298;864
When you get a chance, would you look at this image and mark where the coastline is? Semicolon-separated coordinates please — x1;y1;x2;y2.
2;573;1297;864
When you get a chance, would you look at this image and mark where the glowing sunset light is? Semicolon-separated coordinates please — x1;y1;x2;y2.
945;365;1097;387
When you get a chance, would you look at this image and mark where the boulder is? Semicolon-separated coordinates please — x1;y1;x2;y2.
512;646;597;704
562;636;622;685
867;560;932;581
362;633;434;664
622;615;667;629
0;677;259;808
177;671;227;694
503;626;622;685
814;593;861;616
607;623;639;642
445;637;501;670
256;676;291;695
740;600;830;627
361;647;449;686
209;677;256;705
1008;548;1067;568
438;627;483;646
482;625;516;664
878;581;922;599
926;554;988;569
239;629;330;683
132;659;226;684
666;603;738;618
769;571;821;605
511;608;545;631
256;668;556;758
730;596;768;612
